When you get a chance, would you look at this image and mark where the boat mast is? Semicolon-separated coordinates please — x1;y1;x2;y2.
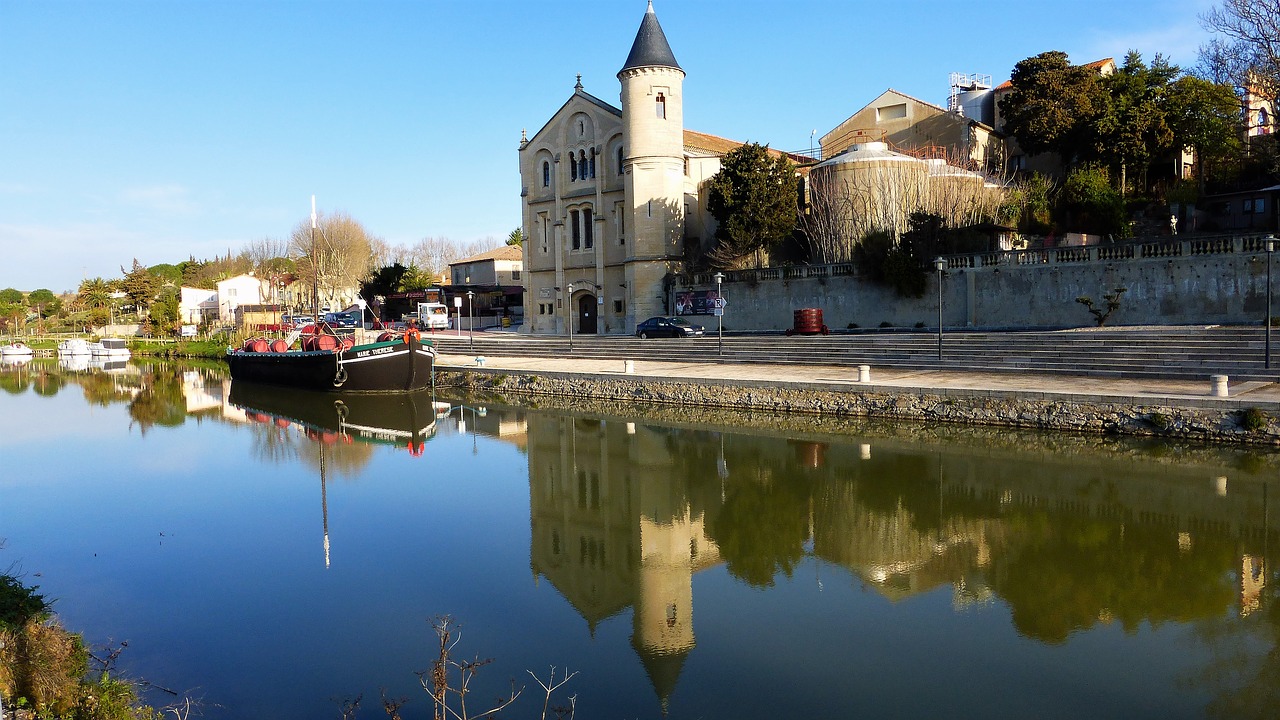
320;441;330;569
311;195;319;322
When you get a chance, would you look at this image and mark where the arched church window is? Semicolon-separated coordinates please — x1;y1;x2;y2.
656;93;666;119
617;146;624;175
570;153;578;181
583;208;593;249
589;148;596;178
542;161;550;187
579;150;587;178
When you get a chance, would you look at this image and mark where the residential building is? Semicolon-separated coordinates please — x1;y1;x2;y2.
449;245;523;287
448;245;525;322
1198;184;1279;232
214;274;265;323
820;86;1004;173
179;287;218;325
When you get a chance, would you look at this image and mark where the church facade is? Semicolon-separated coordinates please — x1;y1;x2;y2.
517;3;730;336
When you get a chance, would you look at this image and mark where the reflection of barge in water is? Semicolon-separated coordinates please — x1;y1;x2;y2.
229;380;445;453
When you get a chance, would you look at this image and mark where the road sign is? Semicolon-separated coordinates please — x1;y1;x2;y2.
714;297;727;309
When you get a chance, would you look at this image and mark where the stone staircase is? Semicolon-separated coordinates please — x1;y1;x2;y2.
426;326;1280;382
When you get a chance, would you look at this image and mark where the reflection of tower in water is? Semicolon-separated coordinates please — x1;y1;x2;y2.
528;411;721;712
632;506;703;712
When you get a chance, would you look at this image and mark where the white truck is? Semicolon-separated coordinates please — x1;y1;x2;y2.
417;302;450;331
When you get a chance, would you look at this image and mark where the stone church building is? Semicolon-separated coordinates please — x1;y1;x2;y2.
518;2;789;336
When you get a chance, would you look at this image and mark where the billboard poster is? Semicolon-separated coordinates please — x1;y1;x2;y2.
674;289;721;316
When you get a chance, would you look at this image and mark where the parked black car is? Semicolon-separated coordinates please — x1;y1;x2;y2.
636;316;704;338
323;311;361;328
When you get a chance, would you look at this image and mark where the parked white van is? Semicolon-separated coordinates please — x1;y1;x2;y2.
417;302;450;331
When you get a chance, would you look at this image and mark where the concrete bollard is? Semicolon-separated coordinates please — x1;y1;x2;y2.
1211;374;1229;397
624;359;634;374
858;365;871;383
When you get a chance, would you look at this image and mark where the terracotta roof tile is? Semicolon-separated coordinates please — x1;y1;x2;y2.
683;129;808;163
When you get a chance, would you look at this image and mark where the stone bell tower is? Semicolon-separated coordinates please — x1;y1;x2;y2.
618;1;685;323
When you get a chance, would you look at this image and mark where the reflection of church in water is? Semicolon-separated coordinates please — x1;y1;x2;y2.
528;416;721;708
525;406;1276;707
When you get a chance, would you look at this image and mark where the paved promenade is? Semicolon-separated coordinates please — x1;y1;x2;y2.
437;352;1280;411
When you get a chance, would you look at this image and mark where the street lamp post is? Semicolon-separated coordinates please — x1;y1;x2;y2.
934;257;945;361
1266;235;1275;369
713;271;725;356
466;290;475;352
566;282;575;351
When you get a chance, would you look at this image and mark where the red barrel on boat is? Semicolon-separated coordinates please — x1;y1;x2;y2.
244;338;269;352
270;339;288;352
302;335;339;351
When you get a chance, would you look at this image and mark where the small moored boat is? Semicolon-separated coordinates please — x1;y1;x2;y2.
58;338;92;355
0;341;34;358
89;338;131;358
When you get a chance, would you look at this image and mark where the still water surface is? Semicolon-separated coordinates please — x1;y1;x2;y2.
1;358;1278;719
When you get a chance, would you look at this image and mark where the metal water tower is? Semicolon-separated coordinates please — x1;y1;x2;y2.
948;72;994;126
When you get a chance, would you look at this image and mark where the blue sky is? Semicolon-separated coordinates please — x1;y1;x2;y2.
1;0;1219;293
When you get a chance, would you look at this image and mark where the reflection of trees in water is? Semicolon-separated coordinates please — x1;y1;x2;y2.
706;444;813;589
297;433;375;479
242;420;375;476
246;421;304;466
989;513;1238;643
31;368;64;396
128;366;189;433
734;451;1258;644
0;363;33;394
78;371;135;406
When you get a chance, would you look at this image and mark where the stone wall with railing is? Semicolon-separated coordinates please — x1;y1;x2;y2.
677;232;1277;331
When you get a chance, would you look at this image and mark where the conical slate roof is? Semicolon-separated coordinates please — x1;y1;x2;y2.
619;1;681;74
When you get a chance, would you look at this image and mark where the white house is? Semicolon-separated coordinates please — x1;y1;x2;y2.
214;274;266;323
179;287;219;325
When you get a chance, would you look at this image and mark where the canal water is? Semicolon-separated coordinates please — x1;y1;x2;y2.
1;358;1277;719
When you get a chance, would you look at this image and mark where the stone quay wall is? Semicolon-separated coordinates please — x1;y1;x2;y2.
436;368;1280;448
675;233;1277;332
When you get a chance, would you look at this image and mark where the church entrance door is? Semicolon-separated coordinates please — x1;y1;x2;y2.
577;294;598;334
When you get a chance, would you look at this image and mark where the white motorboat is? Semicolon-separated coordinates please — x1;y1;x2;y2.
58;338;93;355
89;337;131;358
0;341;34;358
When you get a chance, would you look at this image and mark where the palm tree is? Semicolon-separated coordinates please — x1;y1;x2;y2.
76;277;111;309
